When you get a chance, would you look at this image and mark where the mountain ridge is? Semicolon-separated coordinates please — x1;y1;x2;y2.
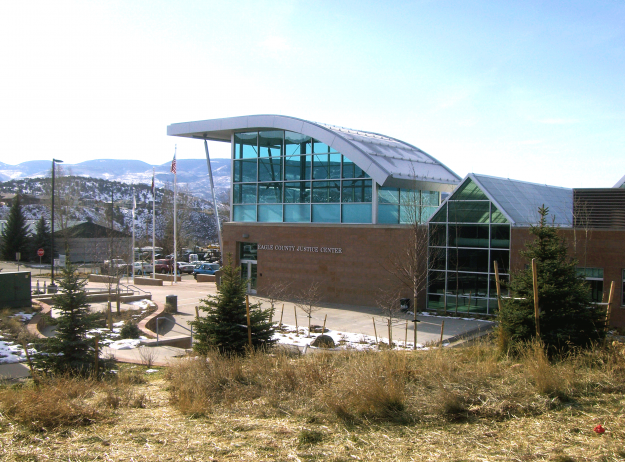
0;158;232;201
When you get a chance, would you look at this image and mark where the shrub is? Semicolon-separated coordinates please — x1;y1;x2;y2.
120;321;141;339
33;264;105;376
191;255;275;355
500;206;605;354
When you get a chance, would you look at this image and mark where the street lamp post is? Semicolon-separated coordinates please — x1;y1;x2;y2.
49;158;63;293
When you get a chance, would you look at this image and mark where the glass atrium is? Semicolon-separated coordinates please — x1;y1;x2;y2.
232;130;440;224
427;178;510;315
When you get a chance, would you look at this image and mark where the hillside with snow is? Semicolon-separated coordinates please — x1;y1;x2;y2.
0;158;231;203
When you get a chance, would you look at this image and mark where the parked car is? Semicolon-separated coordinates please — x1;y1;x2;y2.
154;259;174;274
102;259;129;274
133;261;154;275
177;262;195;274
193;263;220;278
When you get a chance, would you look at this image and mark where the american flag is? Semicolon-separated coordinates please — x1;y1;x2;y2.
171;153;177;174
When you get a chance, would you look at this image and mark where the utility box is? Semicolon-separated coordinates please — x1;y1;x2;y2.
0;272;32;308
165;294;178;313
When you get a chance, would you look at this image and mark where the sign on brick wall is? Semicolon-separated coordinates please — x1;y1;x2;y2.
258;244;342;254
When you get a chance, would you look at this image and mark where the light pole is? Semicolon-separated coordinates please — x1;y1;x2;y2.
49;158;63;293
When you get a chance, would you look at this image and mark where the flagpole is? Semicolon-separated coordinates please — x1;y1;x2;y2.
132;187;135;285
152;167;156;280
172;145;177;285
204;139;223;259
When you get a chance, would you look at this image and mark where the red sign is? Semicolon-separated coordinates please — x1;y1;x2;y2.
37;248;45;257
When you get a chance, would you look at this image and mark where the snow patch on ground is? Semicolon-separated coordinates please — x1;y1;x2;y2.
12;312;35;322
0;339;36;364
108;339;142;350
272;325;429;351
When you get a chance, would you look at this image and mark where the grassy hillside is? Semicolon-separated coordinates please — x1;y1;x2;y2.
1;341;624;461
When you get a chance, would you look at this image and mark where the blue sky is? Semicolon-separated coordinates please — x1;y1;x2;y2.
1;0;623;187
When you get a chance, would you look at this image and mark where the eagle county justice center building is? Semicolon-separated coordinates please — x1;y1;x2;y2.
168;115;625;327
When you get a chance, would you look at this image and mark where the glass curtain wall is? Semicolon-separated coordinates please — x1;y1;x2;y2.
427;178;510;315
233;130;441;224
378;187;440;224
233;130;373;223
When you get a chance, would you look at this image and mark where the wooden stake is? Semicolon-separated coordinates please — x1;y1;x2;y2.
439;320;445;346
605;281;615;332
405;320;408;348
494;260;503;313
532;258;540;337
279;304;284;329
413;309;418;350
388;318;392;349
195;306;199;320
21;341;37;385
322;314;327;334
294;305;298;336
245;295;252;348
372;317;378;346
94;335;100;377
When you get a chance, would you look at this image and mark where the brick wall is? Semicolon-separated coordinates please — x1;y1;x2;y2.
511;227;625;328
222;222;426;308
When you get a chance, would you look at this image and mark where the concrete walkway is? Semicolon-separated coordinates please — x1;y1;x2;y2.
0;275;494;379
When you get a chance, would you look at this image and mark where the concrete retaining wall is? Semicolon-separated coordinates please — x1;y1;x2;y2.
89;274;119;284
134;277;163;286
196;274;216;282
26;301;52;339
141;336;192;349
155;274;182;282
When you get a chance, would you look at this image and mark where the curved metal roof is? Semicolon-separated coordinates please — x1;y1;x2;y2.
167;114;460;192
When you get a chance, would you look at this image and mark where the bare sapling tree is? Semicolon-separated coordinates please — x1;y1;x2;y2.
572;196;593;268
158;182;194;262
295;281;322;337
261;280;291;324
102;191;132;318
383;187;440;349
49;166;82;256
375;287;404;348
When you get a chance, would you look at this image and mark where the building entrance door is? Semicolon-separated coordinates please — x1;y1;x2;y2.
240;260;257;294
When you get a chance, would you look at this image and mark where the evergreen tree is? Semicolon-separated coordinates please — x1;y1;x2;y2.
30;217;51;263
499;206;605;352
34;264;101;375
191;256;276;355
0;195;31;260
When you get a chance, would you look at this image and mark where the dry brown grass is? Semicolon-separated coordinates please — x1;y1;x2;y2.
166;340;625;426
1;342;625;461
0;376;103;430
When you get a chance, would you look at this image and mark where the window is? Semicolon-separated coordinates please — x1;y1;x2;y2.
426;177;511;315
577;267;604;303
377;188;440;224
230;130;380;223
234;132;258;159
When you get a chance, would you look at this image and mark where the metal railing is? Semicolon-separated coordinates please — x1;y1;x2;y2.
155;316;193;346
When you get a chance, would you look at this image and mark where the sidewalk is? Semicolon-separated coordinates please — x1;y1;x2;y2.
85;277;493;345
0;277;494;379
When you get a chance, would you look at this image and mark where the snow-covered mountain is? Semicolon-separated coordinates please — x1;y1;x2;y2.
0;158;231;201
